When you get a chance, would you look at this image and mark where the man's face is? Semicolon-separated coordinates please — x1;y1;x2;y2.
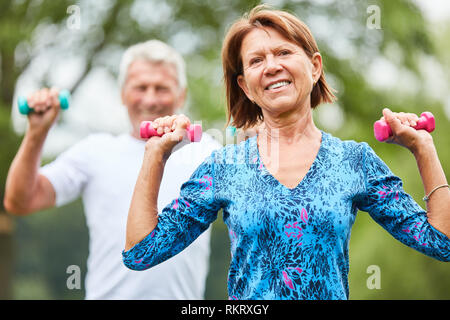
121;60;186;139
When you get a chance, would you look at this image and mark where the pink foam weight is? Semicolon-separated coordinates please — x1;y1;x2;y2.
373;111;435;142
140;121;202;142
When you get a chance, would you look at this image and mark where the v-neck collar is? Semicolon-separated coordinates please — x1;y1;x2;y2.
248;130;327;192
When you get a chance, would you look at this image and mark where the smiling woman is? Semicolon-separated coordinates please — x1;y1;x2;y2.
123;4;450;300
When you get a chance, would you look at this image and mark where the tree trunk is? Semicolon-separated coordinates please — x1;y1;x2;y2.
0;212;14;299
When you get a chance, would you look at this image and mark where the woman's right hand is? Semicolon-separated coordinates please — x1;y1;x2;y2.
25;87;61;134
144;114;191;160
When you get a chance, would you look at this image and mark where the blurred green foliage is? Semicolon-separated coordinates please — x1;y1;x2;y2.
0;0;449;300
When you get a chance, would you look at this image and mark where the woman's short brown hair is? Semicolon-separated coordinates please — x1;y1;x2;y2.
222;4;336;129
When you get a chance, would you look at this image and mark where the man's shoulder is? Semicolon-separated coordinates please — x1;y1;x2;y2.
166;132;222;169
184;132;223;159
62;132;119;158
74;132;119;148
198;132;223;150
81;132;117;144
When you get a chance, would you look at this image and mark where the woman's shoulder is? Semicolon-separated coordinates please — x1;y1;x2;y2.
323;131;368;152
321;131;380;171
208;136;257;166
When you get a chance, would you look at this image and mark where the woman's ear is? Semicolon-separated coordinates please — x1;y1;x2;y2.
311;52;323;83
237;74;254;102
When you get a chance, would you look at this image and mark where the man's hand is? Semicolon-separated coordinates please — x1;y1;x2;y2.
25;87;62;134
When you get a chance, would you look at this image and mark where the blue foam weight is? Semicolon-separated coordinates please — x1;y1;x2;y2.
18;90;71;115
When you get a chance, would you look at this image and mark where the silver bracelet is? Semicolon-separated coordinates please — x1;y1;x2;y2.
423;184;450;202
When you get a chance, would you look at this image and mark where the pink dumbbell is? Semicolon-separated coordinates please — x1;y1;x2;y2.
140;121;202;142
373;111;435;142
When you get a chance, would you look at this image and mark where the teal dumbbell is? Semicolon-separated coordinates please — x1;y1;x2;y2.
226;126;237;137
18;89;71;115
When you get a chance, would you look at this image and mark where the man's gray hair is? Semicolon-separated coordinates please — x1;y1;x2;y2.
118;40;187;91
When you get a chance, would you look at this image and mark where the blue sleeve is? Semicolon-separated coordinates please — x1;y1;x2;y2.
355;143;450;262
122;152;222;270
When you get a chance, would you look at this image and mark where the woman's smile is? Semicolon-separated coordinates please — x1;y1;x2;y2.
265;80;292;91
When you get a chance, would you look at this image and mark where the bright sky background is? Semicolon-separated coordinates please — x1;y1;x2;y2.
414;0;450;22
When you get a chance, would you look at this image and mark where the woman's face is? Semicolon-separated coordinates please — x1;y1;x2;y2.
237;27;322;118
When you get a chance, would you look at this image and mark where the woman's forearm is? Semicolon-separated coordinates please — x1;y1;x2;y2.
413;141;450;237
125;148;167;251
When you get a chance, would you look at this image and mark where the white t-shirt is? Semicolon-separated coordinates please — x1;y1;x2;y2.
39;132;222;299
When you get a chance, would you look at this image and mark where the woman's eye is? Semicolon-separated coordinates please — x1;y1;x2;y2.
249;58;262;66
279;50;291;56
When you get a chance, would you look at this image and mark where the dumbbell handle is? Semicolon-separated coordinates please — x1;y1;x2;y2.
140;121;202;142
18;89;71;115
373;111;435;142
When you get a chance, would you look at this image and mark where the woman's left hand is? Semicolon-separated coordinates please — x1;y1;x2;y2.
380;108;434;154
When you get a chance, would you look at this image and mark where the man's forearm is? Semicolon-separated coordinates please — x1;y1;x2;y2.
4;131;48;213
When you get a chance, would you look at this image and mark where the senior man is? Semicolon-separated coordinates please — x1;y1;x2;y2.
4;40;221;299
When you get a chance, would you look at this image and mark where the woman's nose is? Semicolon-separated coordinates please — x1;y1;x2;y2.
263;55;282;76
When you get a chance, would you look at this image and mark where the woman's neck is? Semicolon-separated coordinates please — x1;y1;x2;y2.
260;106;320;145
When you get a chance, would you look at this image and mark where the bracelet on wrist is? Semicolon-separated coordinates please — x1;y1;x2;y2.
423;184;450;202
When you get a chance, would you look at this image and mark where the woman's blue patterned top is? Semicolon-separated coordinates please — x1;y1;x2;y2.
122;130;450;300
